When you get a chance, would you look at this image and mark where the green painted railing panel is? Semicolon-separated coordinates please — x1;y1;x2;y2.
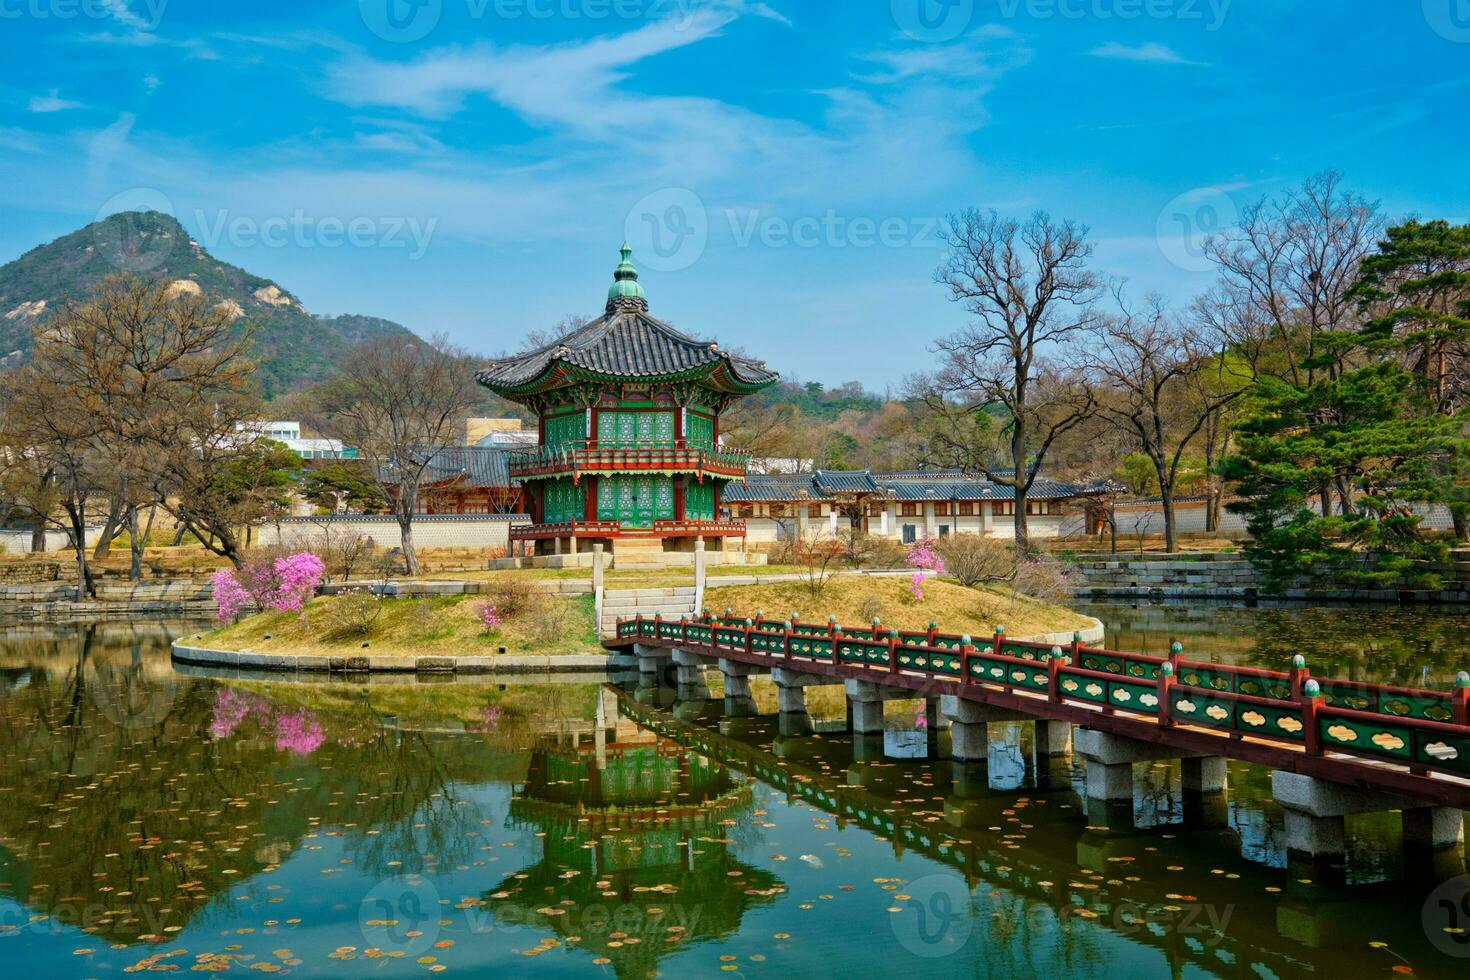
1058;671;1110;705
1415;731;1470;775
1170;691;1235;730
1320;716;1416;762
1236;702;1307;741
1176;664;1237;693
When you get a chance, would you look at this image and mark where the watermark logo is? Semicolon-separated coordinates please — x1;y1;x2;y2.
889;874;975;958
625;187;709;273
891;0;975;42
360;876;443;958
360;0;443;42
1424;0;1470;42
93;188;180;274
1422;875;1470;957
1156;186;1238;273
91;667;178;732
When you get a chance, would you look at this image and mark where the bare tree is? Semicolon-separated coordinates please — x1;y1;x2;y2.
921;209;1102;551
1203;171;1384;518
321;335;481;577
1081;294;1248;552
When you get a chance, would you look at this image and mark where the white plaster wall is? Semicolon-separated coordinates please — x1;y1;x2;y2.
258;516;529;552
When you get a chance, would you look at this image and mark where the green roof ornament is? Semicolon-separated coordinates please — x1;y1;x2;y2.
961;634;973;645
1162;662;1175;676
1292;654;1307;670
1170;642;1183;656
1304;679;1322;697
1457;671;1470;689
607;242;647;302
995;625;1005;636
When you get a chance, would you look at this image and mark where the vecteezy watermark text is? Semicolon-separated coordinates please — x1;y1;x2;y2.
891;0;1230;42
0;0;169;29
192;209;437;260
359;0;698;42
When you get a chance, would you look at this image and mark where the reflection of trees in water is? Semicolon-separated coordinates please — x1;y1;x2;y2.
0;624;512;945
1082;602;1470;687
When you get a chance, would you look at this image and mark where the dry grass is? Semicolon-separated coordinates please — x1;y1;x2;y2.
199;592;599;659
703;575;1090;639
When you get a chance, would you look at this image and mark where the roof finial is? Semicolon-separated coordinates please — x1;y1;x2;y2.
607;242;647;309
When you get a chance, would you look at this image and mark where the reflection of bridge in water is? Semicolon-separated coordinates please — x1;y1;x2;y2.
617;676;1470;979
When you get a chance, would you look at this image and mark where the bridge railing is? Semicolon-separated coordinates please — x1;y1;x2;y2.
615;611;1470;782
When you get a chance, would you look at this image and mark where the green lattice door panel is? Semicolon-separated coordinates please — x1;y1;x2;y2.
686;479;715;520
686;413;715;449
654;412;675;444
597;477;618;522
617;476;637;523
544;412;585;449
636;413;657;444
543;479;585;524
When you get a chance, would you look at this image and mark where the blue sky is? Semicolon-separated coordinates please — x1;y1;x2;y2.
2;0;1467;388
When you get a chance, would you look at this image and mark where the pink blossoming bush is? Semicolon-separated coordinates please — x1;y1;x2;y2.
475;601;503;633
906;537;947;601
211;551;326;622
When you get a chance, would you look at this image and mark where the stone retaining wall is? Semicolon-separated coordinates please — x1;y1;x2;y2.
171;641;609;675
1070;557;1470;603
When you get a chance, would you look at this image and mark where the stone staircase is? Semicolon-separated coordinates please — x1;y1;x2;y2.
610;537;673;570
600;586;697;637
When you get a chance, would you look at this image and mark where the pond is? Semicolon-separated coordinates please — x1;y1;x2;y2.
0;615;1467;978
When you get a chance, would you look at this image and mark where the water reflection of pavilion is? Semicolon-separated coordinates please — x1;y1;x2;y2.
488;692;785;978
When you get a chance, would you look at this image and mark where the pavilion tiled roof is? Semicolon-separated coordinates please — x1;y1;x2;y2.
477;311;778;389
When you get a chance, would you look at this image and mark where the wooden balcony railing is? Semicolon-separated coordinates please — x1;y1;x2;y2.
508;441;751;479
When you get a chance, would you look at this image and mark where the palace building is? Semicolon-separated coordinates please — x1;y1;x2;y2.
477;245;778;559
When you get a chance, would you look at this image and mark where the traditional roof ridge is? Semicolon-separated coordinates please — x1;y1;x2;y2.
477;245;778;397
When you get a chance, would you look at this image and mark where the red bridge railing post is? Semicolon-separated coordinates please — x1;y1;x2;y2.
888;629;900;674
993;625;1005;656
1453;672;1469;726
783;621;794;661
1070;630;1083;666
1289;654;1310;699
960;635;973;687
1158;661;1175;728
1301;679;1324;756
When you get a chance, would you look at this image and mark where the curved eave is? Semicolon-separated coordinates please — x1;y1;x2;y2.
477;358;777;402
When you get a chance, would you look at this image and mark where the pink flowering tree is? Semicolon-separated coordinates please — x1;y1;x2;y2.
906;537;947;601
211;551;326;622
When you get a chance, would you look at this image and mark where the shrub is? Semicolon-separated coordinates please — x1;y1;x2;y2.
320;588;385;639
475;600;504;633
528;597;580;645
936;534;1017;588
485;576;543;619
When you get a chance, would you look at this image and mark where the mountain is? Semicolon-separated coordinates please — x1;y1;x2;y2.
0;211;423;395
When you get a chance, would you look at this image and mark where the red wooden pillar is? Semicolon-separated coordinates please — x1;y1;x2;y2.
674;475;687;522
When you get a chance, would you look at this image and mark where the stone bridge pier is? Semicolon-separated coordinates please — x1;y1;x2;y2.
672;648;711;700
772;666;841;737
1271;771;1465;862
1075;728;1229;828
719;658;767;717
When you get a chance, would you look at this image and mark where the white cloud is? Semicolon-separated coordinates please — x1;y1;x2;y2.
1090;42;1205;66
29;89;84;113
